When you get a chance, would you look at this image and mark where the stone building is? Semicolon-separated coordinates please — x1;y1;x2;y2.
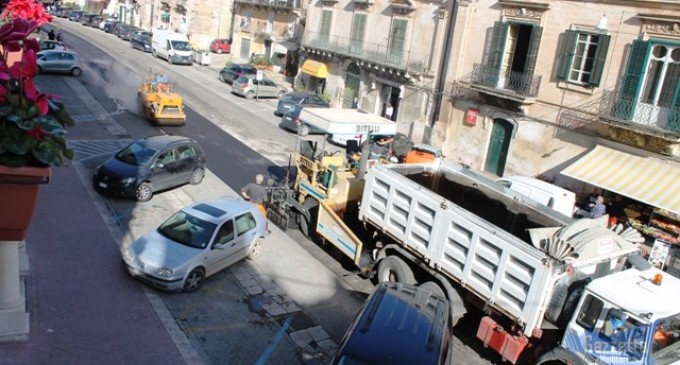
298;0;452;135
439;0;680;201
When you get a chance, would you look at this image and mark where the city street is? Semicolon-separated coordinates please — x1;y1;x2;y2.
0;18;502;365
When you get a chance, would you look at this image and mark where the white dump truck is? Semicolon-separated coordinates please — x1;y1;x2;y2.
268;147;680;365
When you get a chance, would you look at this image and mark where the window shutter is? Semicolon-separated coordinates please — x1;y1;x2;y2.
484;21;508;87
351;13;367;53
669;69;680;132
524;25;543;76
320;10;332;35
555;30;577;81
616;40;650;120
588;34;610;87
388;19;408;64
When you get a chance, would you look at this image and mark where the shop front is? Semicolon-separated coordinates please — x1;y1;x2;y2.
562;145;680;275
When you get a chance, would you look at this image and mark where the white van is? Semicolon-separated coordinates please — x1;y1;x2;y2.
297;108;397;146
496;176;576;217
151;30;193;65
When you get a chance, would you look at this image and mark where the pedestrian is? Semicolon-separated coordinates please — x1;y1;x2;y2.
351;97;358;109
575;196;607;219
385;102;394;120
48;29;56;40
56;31;63;42
241;174;268;217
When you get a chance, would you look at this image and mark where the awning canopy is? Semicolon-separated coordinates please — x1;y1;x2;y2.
561;145;680;215
301;60;328;78
272;41;298;55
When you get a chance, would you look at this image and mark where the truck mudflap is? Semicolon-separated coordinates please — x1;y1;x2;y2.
477;316;529;364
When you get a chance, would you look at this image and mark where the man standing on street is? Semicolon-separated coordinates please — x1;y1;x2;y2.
241;174;268;217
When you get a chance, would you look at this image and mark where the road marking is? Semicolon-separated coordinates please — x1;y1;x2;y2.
255;315;293;365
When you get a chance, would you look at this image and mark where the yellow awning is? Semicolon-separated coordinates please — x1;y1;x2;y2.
301;60;328;78
561;145;680;215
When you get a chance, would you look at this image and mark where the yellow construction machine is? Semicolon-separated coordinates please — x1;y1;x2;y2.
138;71;186;126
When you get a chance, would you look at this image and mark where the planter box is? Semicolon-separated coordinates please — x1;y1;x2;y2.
0;166;51;241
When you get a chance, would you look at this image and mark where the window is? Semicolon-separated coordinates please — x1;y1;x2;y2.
157;149;176;165
617;40;680;131
319;10;333;48
556;30;610;87
350;13;367;54
387;18;408;65
235;213;256;235
177;145;195;160
215;220;234;245
576;294;604;331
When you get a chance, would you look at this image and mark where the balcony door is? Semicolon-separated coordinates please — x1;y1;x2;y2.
486;21;542;93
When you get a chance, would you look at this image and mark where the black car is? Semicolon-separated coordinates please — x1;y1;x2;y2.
93;136;207;202
218;64;257;84
279;105;328;136
104;20;120;33
80;14;97;26
329;282;453;365
118;25;141;40
68;11;83;22
275;91;329;117
130;30;152;52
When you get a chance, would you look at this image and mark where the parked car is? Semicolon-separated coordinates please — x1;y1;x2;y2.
121;196;268;292
92;136;206;202
39;40;67;51
104;20;121;33
279;105;328;136
114;23;130;38
232;74;287;100
68;11;83;22
496;175;577;217
118;25;141;41
80;13;97;26
218;63;256;84
87;15;104;28
99;17;117;30
329;282;453;365
54;8;72;18
36;50;82;76
275;91;329;117
130;30;152;52
209;38;231;54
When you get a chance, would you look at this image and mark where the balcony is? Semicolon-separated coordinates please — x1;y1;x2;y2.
458;63;541;100
598;89;680;135
301;31;429;74
234;0;302;10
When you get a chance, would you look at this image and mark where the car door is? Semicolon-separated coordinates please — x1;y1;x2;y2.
174;144;197;183
260;79;275;97
150;147;178;190
204;214;255;276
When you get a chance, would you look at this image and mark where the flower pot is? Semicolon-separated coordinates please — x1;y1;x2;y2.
0;166;51;241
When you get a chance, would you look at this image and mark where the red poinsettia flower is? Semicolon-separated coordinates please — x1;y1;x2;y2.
8;48;37;79
1;0;52;25
0;17;38;52
24;127;49;140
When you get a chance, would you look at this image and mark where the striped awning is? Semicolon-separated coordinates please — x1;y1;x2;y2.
561;145;680;215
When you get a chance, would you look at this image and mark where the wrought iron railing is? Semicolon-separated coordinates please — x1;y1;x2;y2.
465;63;541;98
598;89;680;133
302;31;429;74
234;0;302;9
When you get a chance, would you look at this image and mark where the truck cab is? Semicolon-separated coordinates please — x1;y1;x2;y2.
552;266;680;365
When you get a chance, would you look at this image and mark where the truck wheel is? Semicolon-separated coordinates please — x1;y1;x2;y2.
299;197;319;241
377;256;416;285
419;281;445;298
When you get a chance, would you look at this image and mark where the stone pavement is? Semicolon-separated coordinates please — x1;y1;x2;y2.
0;50;363;365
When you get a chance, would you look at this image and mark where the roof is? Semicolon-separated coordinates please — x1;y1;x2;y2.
184;197;253;224
586;267;680;321
561;145;680;215
299;108;397;135
139;135;195;150
333;282;449;365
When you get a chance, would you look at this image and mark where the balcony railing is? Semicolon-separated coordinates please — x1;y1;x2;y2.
235;0;302;9
464;63;541;98
302;31;429;74
598;89;680;133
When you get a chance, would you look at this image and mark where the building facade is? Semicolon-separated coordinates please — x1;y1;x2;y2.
299;0;452;138
439;0;680;199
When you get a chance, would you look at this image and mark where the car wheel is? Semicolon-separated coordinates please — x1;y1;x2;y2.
277;91;285;100
71;67;82;77
377;256;416;285
152;50;157;57
216;49;222;54
245;91;255;100
219;73;225;83
183;268;205;292
135;182;153;202
299;124;310;137
247;237;264;260
189;168;205;185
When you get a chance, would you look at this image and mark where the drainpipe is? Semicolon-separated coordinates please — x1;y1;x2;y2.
429;0;460;128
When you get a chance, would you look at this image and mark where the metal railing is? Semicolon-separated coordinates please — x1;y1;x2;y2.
598;89;680;133
302;31;429;74
234;0;302;9
464;63;542;98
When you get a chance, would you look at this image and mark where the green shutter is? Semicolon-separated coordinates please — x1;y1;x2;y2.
350;13;366;53
388;19;407;64
484;21;508;87
616;40;650;120
588;34;610;87
668;67;680;131
524;25;543;76
556;30;577;81
320;10;332;35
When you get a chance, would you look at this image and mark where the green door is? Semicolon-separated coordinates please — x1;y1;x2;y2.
343;63;361;108
484;119;513;176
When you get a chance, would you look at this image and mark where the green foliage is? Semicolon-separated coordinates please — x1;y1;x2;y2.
321;90;331;103
252;56;273;66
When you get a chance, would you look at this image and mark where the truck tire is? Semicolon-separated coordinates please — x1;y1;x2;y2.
377;256;416;285
419;281;445;298
299;197;319;241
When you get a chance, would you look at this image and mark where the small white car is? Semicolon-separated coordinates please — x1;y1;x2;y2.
122;197;269;292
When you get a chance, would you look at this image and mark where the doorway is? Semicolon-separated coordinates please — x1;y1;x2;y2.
343;63;361;108
380;84;401;121
484;119;513;176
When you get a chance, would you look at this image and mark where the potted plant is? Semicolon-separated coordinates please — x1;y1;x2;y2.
252;56;273;71
0;1;74;241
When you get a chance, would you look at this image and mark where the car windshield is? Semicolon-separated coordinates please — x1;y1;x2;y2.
171;41;191;51
651;313;680;365
157;211;217;249
236;76;250;84
282;95;303;104
115;142;157;166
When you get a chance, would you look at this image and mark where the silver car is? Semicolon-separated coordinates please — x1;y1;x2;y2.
121;197;269;292
232;74;287;100
36;50;82;76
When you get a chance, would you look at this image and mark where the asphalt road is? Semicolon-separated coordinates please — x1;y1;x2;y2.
38;18;504;365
